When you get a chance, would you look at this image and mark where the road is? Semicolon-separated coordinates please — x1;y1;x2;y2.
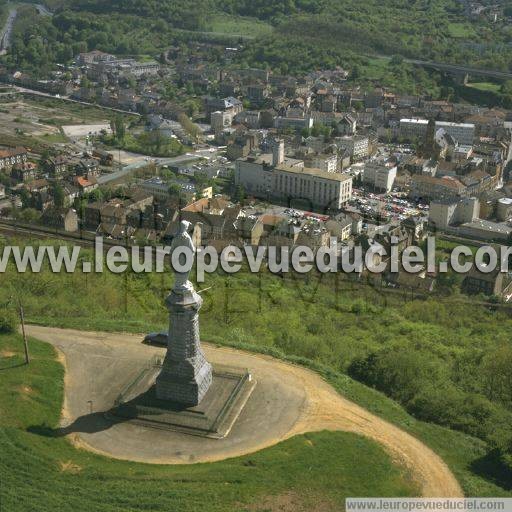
0;3;52;55
26;326;463;497
33;3;52;16
97;148;222;184
0;7;17;56
405;58;512;81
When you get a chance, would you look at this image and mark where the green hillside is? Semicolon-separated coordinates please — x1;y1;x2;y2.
4;0;512;86
0;333;419;511
0;237;511;496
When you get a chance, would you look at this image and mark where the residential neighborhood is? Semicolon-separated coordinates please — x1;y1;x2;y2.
1;45;512;300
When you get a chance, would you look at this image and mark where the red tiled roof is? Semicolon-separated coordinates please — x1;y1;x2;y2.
0;147;27;158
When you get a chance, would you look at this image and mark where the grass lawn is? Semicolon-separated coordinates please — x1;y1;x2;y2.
447;23;476;39
101;133;187;158
207;14;273;38
39;131;68;144
466;82;502;93
361;57;390;81
23;97;134;125
0;132;65;154
0;333;418;512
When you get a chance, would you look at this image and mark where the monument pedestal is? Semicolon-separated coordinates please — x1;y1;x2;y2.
155;288;212;406
110;363;255;439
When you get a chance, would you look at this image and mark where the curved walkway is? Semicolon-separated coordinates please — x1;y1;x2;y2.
26;326;463;498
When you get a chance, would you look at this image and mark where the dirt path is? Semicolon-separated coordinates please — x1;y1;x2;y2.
26;326;463;498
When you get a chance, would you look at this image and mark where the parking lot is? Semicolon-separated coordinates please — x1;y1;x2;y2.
348;187;429;224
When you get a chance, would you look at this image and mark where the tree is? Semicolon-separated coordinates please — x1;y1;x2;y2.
500;81;512;96
390;55;403;66
178;113;200;141
112;115;126;142
481;345;512;407
18;208;41;223
168;183;182;197
149;131;165;154
86;188;104;203
233;184;246;203
502;95;512;110
500;436;512;472
52;182;65;209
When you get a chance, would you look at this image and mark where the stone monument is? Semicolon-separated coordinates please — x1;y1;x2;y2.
110;219;255;438
155;220;213;406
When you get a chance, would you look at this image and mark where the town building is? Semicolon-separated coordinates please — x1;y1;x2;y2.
273;165;353;210
275;116;313;132
429;197;480;230
211;111;233;135
335;135;369;161
140;177;212;203
363;160;397;193
205;97;243;119
304;153;338;173
74;176;98;193
410;175;467;201
457;219;512;242
462;265;512;298
0;147;28;171
41;208;79;232
11;162;38;182
400;119;475;146
77;50;116;66
338;114;357;136
46;155;70;176
235;138;352;210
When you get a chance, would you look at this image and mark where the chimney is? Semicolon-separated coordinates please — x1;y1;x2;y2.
272;138;285;167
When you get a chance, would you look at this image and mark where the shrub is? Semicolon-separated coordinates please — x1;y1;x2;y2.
348;348;443;404
0;309;18;334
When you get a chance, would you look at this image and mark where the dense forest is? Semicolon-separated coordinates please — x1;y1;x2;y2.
3;0;512;81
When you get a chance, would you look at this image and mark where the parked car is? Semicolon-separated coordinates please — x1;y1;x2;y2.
143;331;168;346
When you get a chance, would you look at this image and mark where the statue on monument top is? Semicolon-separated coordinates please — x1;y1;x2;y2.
156;219;213;405
170;220;196;294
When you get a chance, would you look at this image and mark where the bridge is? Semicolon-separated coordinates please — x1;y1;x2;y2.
403;58;512;82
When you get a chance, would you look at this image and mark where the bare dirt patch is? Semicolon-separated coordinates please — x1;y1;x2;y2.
0;350;16;358
59;460;82;474
26;326;464;498
244;492;334;512
18;385;33;395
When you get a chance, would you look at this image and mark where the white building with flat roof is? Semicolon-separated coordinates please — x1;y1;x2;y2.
306;154;338;173
437;121;475;146
275;116;313;132
429;197;479;230
235;154;352;210
363;161;397;192
400;118;429;140
211;110;233;135
235;153;303;197
274;165;352;210
335;135;369;161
